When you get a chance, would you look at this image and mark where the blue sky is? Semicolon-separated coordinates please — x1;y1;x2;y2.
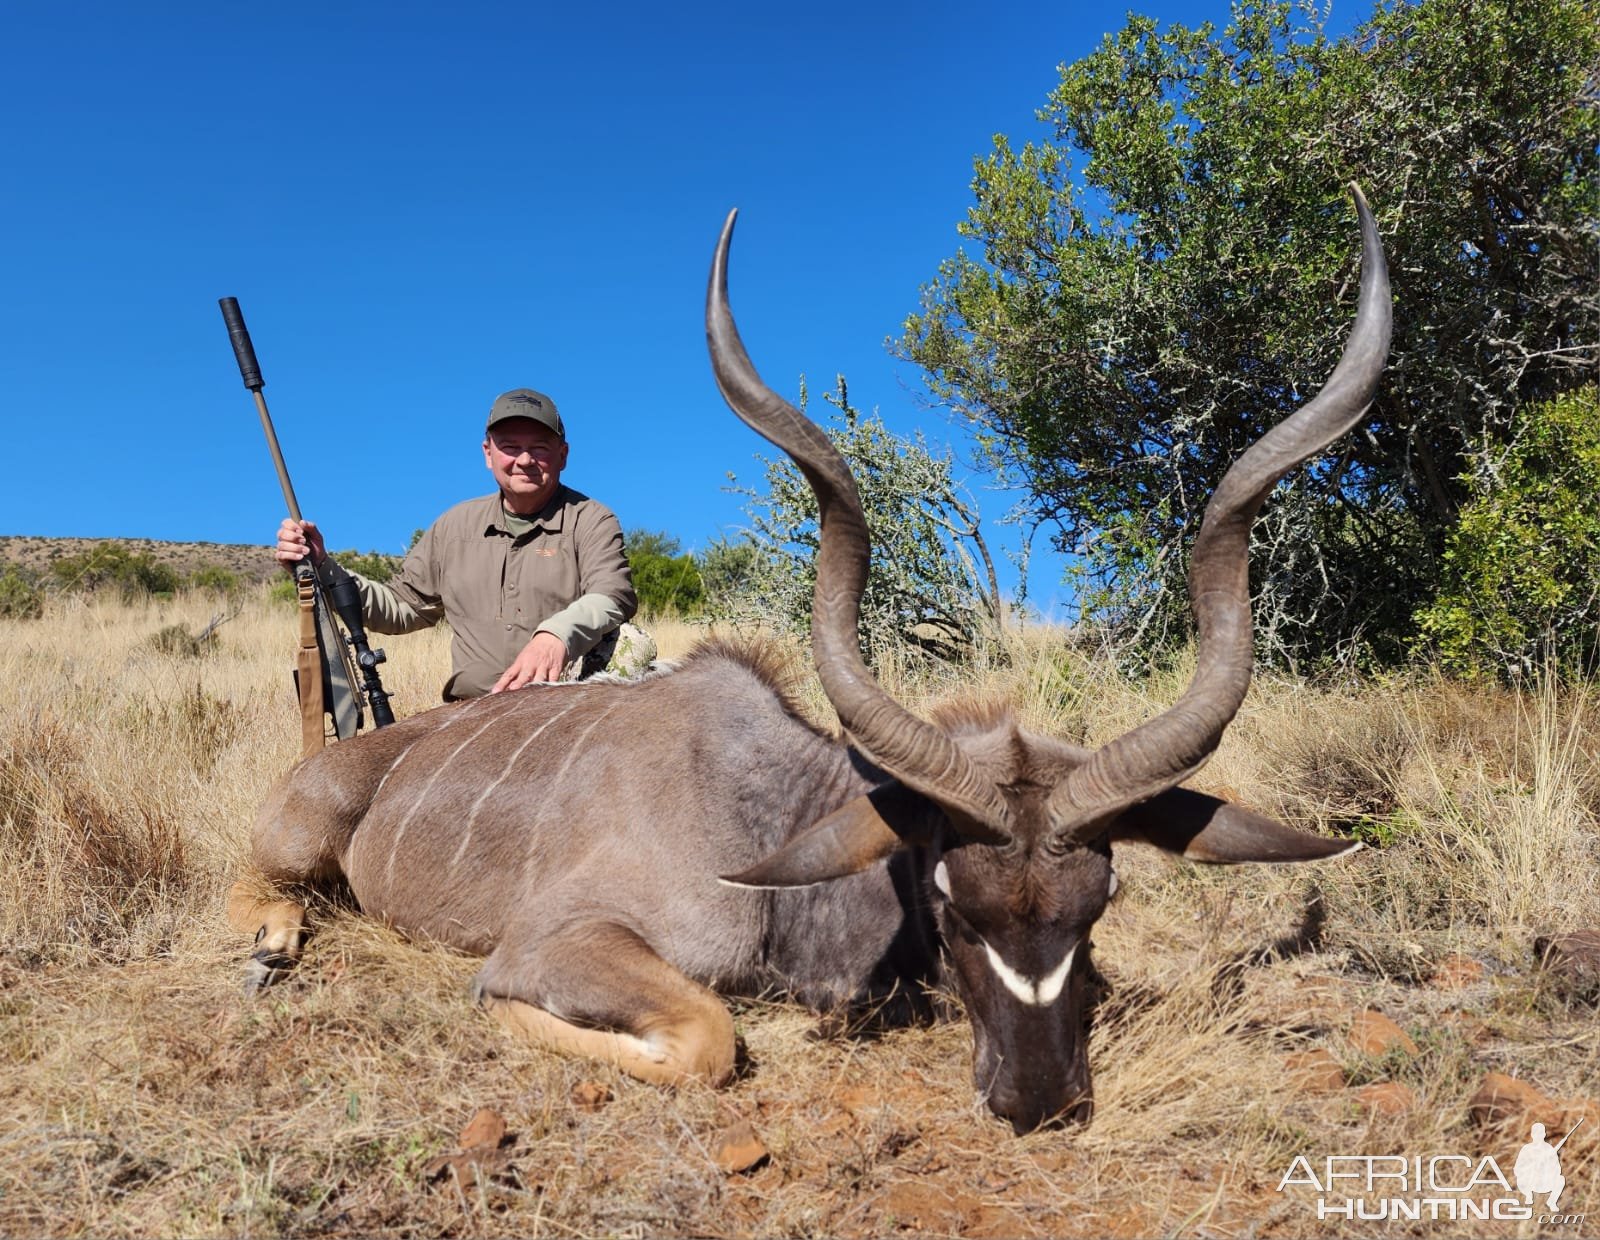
0;1;1355;619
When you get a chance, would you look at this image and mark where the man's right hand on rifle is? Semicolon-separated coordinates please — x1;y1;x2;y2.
276;518;328;571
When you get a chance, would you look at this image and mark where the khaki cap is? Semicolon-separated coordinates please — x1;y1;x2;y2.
486;388;564;439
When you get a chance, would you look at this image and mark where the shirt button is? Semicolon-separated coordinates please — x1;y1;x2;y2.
505;624;512;631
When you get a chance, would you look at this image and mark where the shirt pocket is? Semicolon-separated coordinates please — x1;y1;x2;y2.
512;533;579;621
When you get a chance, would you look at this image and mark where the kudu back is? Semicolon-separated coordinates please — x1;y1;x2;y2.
234;186;1390;1133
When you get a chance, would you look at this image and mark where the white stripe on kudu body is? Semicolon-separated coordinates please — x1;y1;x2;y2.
549;704;618;787
386;713;508;885
371;739;423;802
518;702;621;882
454;700;586;866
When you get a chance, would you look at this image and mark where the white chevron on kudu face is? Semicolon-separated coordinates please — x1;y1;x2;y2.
983;939;1077;1007
938;860;1078;1006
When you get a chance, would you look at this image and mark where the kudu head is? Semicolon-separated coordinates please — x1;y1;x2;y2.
706;186;1390;1134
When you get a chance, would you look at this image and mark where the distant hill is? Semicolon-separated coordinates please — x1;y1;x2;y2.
0;535;280;586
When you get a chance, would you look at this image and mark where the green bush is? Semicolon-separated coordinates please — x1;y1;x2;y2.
1415;387;1600;678
626;531;705;616
697;538;763;614
51;543;179;599
0;565;44;619
331;550;399;583
186;565;243;594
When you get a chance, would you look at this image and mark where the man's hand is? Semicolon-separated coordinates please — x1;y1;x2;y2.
276;518;327;571
492;631;568;692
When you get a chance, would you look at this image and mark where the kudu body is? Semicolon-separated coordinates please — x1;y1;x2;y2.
234;187;1390;1132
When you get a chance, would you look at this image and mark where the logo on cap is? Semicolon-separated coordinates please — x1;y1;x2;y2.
487;387;563;437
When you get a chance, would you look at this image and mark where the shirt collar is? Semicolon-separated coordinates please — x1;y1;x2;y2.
483;487;568;537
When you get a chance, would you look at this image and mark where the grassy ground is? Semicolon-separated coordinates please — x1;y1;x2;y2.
2;590;1596;1237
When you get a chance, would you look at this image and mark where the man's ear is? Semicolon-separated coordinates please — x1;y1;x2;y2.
1110;786;1360;864
719;782;938;889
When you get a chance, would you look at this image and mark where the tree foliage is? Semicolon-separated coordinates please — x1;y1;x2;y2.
696;538;764;615
1415;387;1600;679
902;0;1598;667
51;543;180;598
723;377;1002;660
625;530;706;616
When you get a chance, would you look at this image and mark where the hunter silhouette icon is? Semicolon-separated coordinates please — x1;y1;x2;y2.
1515;1119;1583;1209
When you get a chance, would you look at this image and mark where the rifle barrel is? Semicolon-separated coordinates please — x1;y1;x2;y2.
219;297;304;521
251;388;304;523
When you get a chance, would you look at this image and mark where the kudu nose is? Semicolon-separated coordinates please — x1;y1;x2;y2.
992;1089;1094;1134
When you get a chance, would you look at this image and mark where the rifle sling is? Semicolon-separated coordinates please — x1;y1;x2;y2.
295;573;325;759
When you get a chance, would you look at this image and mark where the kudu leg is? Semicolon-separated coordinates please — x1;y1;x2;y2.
229;774;358;994
226;881;308;994
473;922;736;1088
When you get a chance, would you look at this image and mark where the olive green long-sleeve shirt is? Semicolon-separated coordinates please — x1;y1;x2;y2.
321;487;636;700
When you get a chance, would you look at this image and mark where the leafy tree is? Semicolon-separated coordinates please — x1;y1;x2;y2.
625;530;706;616
1415;387;1600;679
902;0;1598;667
726;377;1002;660
51;543;180;598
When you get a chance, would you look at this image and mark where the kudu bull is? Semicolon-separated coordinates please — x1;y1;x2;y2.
231;185;1389;1133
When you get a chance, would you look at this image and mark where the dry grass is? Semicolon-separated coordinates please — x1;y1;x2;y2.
2;591;1597;1237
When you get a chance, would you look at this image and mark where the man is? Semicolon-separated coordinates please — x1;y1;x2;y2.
276;387;648;700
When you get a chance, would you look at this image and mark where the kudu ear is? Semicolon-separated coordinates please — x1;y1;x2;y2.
1110;786;1361;864
719;782;938;889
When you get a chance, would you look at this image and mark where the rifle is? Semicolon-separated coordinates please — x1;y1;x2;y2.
218;297;395;755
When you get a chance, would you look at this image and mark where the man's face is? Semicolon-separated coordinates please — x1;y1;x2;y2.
484;418;568;514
